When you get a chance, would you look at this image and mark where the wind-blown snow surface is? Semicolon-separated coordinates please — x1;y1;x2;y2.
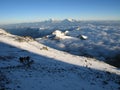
0;29;120;90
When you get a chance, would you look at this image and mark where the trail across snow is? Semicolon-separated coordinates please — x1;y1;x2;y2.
0;29;120;90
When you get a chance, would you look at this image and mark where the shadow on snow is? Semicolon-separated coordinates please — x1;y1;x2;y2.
0;42;120;90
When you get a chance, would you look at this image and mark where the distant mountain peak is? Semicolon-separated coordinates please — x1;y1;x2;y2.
62;19;76;22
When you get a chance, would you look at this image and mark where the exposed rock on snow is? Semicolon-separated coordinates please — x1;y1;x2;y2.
80;35;88;40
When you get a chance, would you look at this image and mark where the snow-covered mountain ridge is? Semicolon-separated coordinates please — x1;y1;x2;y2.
2;20;120;61
0;29;120;90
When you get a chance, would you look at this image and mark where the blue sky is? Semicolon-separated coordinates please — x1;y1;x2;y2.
0;0;120;24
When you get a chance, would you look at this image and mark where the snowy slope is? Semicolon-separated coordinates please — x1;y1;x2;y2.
0;29;120;90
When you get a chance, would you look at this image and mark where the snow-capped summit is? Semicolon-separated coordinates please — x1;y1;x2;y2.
65;18;76;22
61;19;76;23
52;30;65;37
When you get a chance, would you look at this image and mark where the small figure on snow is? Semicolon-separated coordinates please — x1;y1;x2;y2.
19;56;33;68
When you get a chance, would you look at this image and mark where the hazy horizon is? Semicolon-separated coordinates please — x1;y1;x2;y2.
1;19;120;25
